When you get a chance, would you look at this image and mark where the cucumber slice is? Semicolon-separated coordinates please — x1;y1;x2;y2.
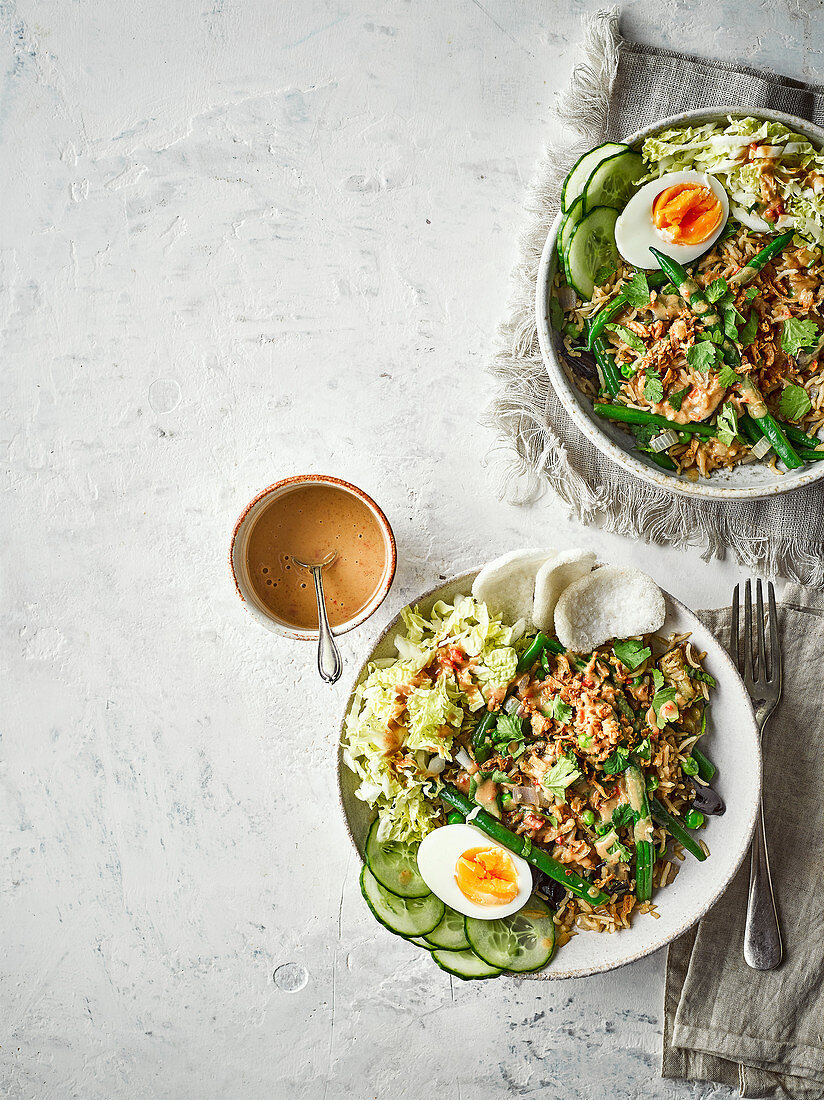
364;818;429;898
407;936;433;950
431;948;502;981
561;142;628;212
360;866;444;938
465;896;556;973
559;194;585;260
583;149;644;212
566;207;620;300
424;906;471;951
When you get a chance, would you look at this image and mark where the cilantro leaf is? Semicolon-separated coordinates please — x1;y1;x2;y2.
634;736;652;761
494;713;524;744
738;311;758;346
777;384;812;421
705;277;729;303
668;385;691;412
652;687;679;725
723;305;744;340
613;638;652;670
644;366;664;403
717;363;740;389
602;746;630;775
605;323;647;355
715;401;739;447
744;286;759;301
549;296;565;331
541;695;573;725
781;317;819;356
624;270;651;310
652;669;664;691
488;769;511;783
542;756;581;801
609;838;633;863
611;803;636;828
632;422;660;449
687;340;720;374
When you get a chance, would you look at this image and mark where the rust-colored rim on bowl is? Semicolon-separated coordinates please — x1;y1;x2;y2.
229;474;397;640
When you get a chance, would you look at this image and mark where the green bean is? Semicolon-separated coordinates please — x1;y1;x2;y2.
796;448;824;462
739;413;762;445
651;798;707;861
516;632;564;674
593;403;716;437
439;784;611;905
471;711;497;764
691;747;716;783
446;811;464;825
626;764;654;901
781;422;823;448
729;230;794;286
592;334;622;397
646;451;678;472
738;375;803;469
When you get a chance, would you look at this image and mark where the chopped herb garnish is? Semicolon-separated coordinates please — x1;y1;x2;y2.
542;756;581;801
605;323;647;355
723;304;744;340
542;695;573;725
652;669;664;691
644;366;664;403
781;317;818;356
488;769;511;783
744;286;759;301
494;713;523;744
632;422;660;449
594;263;617;286
624;270;651;310
715;401;739;447
602;746;630;775
705;277;729;303
611;803;636;828
613;638;651;670
777;383;812;421
652;686;679;725
687;340;720;374
737;311;758;346
610;838;633;863
634;736;652;760
717;363;739;389
668;384;691;412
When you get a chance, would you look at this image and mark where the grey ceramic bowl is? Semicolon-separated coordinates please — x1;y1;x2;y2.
536;106;824;501
337;570;761;980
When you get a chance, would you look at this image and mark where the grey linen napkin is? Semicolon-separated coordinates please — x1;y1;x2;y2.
488;10;824;586
663;583;824;1099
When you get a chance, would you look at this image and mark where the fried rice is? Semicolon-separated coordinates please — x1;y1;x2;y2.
556;225;824;479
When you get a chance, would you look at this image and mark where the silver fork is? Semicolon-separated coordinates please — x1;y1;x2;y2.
731;579;783;970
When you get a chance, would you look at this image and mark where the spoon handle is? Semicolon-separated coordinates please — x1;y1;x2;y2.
311;567;342;684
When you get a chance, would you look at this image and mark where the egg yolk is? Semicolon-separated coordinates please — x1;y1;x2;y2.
455;846;519;906
652;183;723;245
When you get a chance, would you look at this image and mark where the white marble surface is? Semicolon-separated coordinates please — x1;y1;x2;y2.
2;2;816;1097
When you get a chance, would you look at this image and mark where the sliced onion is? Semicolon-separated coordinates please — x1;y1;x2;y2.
650;429;680;453
426;754;446;776
508;786;539;806
750;435;773;460
503;695;521;715
454;748;473;771
557;285;578;312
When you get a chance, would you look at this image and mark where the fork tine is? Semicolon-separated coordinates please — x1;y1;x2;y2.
731;583;740;669
756;579;767;682
768;580;780;687
743;579;754;682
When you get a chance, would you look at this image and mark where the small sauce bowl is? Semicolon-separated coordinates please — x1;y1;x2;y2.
230;475;396;641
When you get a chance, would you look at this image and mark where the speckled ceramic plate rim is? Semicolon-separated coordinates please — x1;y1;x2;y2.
337;568;761;981
536;105;824;501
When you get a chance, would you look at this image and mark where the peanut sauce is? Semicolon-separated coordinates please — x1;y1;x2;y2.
246;483;386;629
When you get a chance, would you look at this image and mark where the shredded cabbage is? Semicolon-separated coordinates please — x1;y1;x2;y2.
342;595;521;842
641;115;824;243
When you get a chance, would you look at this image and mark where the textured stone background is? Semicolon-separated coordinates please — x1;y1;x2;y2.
2;2;818;1097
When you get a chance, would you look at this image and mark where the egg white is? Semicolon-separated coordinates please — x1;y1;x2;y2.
615;170;729;270
417;822;533;920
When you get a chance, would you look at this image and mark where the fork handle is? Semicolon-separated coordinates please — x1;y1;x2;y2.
744;801;782;970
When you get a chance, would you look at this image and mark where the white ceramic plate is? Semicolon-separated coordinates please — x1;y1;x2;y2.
337;569;761;980
536;106;824;501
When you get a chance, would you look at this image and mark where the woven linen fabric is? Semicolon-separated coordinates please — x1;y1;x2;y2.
663;584;824;1099
488;9;824;585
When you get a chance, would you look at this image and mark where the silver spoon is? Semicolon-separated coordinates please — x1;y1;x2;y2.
291;550;342;684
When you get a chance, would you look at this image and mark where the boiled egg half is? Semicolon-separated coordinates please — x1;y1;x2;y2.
416;822;532;920
615;170;729;269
